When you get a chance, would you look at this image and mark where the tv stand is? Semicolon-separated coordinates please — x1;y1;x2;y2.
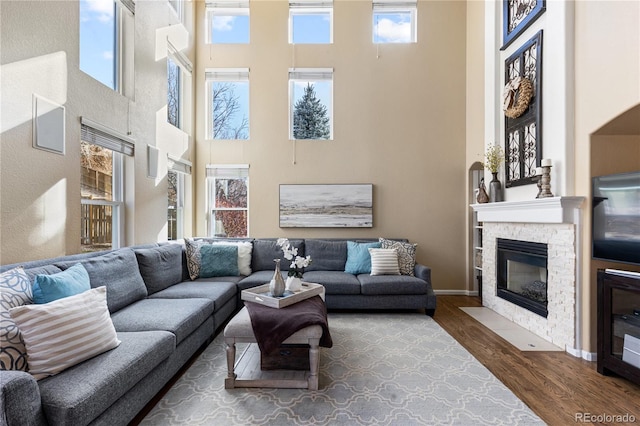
597;269;640;385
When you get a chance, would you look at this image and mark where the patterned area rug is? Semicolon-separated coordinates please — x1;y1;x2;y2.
141;313;544;425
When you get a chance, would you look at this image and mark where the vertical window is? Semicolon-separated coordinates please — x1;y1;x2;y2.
167;57;181;128
206;165;249;237
206;68;250;140
373;1;417;43
80;0;135;93
289;68;333;140
167;43;193;130
168;157;191;240
289;1;333;44
80;118;135;252
206;1;250;44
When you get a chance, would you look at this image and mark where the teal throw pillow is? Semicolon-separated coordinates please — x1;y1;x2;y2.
32;263;91;304
199;244;239;277
345;241;382;274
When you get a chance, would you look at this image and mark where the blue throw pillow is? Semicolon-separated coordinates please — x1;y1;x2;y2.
345;241;382;274
32;263;91;304
199;244;239;277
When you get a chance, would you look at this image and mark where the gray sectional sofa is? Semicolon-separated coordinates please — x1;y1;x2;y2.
0;238;435;426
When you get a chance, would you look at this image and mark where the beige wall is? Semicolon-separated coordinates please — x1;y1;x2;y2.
195;0;468;291
575;0;640;352
0;1;195;264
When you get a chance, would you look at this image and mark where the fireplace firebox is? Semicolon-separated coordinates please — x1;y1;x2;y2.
497;238;548;318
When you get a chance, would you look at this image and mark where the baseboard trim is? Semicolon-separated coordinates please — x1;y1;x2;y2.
434;290;479;296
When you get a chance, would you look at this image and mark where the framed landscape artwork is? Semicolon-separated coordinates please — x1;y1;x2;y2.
279;184;373;228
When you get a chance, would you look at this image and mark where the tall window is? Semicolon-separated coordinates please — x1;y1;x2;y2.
206;1;250;44
80;118;134;252
168;0;184;22
206;165;249;237
373;1;417;43
289;1;333;44
206;68;250;140
289;68;333;140
167;157;191;240
167;43;193;131
80;0;135;94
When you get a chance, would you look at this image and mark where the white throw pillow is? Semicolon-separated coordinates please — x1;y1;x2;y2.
368;248;400;276
9;286;121;380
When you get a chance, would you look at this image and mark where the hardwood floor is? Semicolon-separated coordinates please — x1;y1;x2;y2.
434;295;640;426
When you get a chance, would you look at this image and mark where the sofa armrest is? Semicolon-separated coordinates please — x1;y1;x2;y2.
414;264;431;285
0;371;47;426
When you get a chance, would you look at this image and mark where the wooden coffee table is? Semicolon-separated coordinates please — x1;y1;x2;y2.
223;307;323;390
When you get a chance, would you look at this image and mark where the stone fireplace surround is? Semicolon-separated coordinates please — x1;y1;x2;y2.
472;197;586;357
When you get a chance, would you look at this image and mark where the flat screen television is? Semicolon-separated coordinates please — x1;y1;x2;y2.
592;171;640;266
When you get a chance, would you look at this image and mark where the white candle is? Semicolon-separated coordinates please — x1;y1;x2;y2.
541;158;552;167
535;167;543;175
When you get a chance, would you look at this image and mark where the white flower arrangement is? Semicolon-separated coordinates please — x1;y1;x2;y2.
277;238;312;278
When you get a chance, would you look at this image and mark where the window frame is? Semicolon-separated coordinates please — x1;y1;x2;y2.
168;156;192;240
288;1;333;44
80;118;134;252
168;0;184;22
206;164;249;238
167;56;181;129
205;68;250;140
288;68;334;141
372;1;418;44
206;1;250;44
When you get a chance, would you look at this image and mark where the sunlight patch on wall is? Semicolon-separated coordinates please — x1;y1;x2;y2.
155;25;188;61
28;179;67;251
1;51;68;133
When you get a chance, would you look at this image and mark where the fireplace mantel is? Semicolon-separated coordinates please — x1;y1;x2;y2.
471;196;585;224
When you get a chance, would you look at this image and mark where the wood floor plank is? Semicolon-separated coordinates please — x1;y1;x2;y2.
434;295;640;425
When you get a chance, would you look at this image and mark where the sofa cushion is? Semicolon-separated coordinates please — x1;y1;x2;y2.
304;240;347;272
238;271;286;291
37;330;174;426
110;298;213;344
149;281;237;311
380;238;417;276
134;244;183;295
32;263;90;304
344;241;381;274
200;244;239;277
302;271;361;295
251;239;304;271
23;265;62;283
369;248;400;276
206;240;253;276
0;267;32;372
358;274;429;295
55;248;148;313
9;287;121;380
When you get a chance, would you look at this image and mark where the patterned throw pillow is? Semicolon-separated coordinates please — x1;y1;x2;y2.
185;239;240;280
368;248;400;276
9;286;121;380
379;238;417;276
0;267;32;372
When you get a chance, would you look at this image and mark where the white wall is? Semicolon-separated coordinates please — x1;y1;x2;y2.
0;0;195;264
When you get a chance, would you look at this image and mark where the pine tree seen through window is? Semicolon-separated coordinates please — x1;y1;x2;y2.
293;84;330;140
289;69;333;140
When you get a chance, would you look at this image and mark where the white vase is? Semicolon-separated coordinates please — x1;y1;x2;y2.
286;276;302;292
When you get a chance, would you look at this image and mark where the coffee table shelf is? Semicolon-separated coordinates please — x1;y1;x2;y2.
231;343;311;389
241;282;324;308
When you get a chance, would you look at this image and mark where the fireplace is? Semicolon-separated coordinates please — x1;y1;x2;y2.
497;238;548;318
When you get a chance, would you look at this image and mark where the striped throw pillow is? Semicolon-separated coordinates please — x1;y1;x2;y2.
368;248;400;276
9;286;121;380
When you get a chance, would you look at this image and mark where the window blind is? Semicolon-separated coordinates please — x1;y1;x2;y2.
168;156;192;175
80;117;135;156
289;1;332;9
205;1;249;10
205;68;250;81
373;0;416;10
168;42;193;75
119;0;135;15
206;164;249;179
288;68;333;81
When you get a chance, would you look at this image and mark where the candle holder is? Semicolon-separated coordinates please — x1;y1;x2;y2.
539;162;554;198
